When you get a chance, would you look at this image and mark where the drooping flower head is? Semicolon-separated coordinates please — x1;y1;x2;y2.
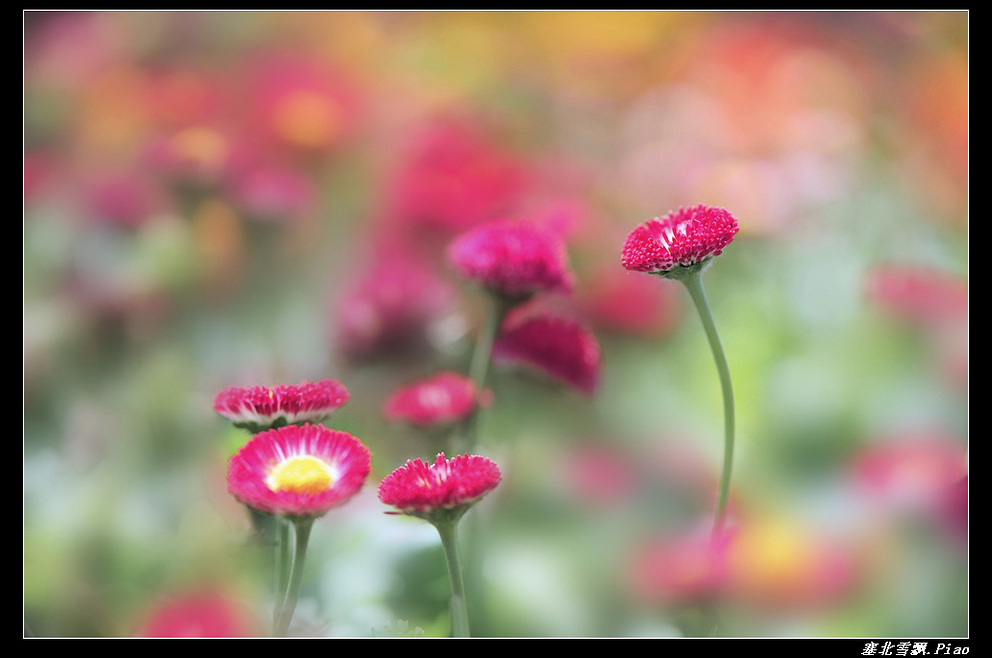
227;423;371;518
213;379;350;433
448;219;574;300
378;452;502;519
492;312;601;395
383;371;490;429
621;205;739;276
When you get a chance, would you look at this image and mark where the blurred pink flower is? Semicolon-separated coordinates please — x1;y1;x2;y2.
864;264;968;331
83;170;163;228
382;121;527;236
725;517;856;610
333;256;456;363
144;126;235;188
850;432;967;518
560;443;639;508
246;53;359;154
228;164;316;223
579;266;683;338
448;218;574;300
136;591;260;637
621;205;740;274
383;371;490;429
492;312;601;395
628;528;733;606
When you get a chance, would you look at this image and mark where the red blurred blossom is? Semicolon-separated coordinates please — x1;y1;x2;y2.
579;266;683;338
228;163;316;223
628;528;733;606
382;121;527;236
725;517;856;610
378;452;502;516
383;371;491;429
136;591;260;637
863;264;968;331
850;432;967;517
621;205;740;274
492;311;601;395
246;54;359;153
333;256;456;363
448;218;574;300
228;423;371;518
213;379;350;433
560;443;639;508
82;170;164;228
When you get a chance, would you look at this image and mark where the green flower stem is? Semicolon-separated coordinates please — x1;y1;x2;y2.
459;293;513;453
273;516;315;637
433;510;471;638
277;517;292;611
677;266;735;537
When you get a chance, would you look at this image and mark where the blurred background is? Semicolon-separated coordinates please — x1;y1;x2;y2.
24;11;967;638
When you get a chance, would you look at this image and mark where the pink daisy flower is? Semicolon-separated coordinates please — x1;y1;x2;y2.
378;452;502;517
383;371;489;428
227;423;371;518
492;313;601;395
621;205;740;274
448;219;574;300
213;379;350;433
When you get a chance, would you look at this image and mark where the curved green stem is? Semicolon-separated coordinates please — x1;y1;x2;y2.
273;516;315;637
679;270;735;537
434;512;470;638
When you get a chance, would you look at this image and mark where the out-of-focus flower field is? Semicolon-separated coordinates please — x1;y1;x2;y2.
24;11;967;638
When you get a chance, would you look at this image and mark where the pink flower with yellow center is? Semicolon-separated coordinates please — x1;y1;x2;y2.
621;205;739;275
227;423;371;518
213;379;350;433
378;452;502;517
383;371;489;428
448;219;574;300
492;312;601;395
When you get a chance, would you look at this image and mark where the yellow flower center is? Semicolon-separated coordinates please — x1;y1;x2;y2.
267;456;335;495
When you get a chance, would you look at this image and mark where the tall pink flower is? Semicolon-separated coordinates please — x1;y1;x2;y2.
448;219;574;300
383;371;489;428
492;312;601;395
378;452;502;517
227;423;371;518
213;379;350;433
621;205;739;275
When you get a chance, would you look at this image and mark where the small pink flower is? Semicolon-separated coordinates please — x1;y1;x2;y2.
628;529;733;606
228;164;316;223
383;371;489;428
863;264;968;330
492;312;601;395
448;219;574;300
227;423;371;518
213;379;350;432
136;591;260;637
621;205;740;274
333;256;456;363
378;452;502;516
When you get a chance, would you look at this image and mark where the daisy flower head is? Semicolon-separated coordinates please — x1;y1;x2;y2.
213;379;350;433
378;452;502;520
448;218;574;301
622;205;739;278
383;371;490;429
227;423;371;518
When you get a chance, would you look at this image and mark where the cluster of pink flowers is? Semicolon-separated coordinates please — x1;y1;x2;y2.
213;379;350;432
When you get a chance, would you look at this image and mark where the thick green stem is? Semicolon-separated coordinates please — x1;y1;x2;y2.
434;513;470;638
679;270;735;537
273;516;315;637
